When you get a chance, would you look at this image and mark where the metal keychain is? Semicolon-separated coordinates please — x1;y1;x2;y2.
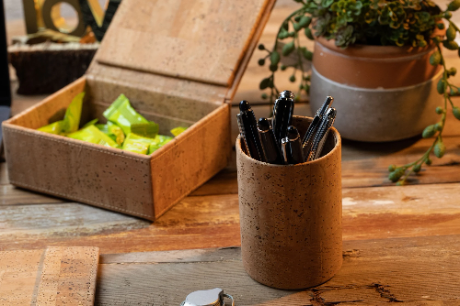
180;288;235;306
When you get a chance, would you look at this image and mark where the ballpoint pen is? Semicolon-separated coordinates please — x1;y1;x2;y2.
281;126;304;165
272;91;294;144
236;100;265;162
302;96;334;157
306;107;337;162
257;117;283;165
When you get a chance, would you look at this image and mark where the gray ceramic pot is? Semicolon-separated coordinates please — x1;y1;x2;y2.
310;38;443;142
310;66;442;142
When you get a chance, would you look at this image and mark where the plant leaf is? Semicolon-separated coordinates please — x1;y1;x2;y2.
437;79;446;94
304;27;314;40
282;41;295;56
434;139;446;158
259;78;271;90
429;51;441;66
453;107;460;120
443;40;459;50
270;51;280;65
422;125;436;138
446;25;457;41
447;0;460;11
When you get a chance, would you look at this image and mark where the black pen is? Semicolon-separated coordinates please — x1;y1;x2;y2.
257;117;283;165
272;91;295;144
302;96;334;156
236;100;265;162
281;126;304;165
306;107;337;161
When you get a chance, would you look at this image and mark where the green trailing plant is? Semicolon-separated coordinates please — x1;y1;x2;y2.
258;0;460;185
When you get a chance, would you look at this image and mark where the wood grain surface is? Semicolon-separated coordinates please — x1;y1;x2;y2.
2;173;460;253
95;235;460;305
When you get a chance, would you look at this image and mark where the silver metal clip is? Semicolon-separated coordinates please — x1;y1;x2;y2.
302;96;334;158
180;288;235;306
306;108;337;161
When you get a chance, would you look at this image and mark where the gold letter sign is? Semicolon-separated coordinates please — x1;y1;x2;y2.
21;0;121;40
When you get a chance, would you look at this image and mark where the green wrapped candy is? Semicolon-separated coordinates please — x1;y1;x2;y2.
62;92;84;133
68;125;119;148
122;133;156;155
170;126;187;137
131;122;160;138
123;133;173;155
103;94;159;138
37;92;177;155
37;121;63;135
38;92;85;134
82;119;99;128
148;135;173;154
96;122;125;145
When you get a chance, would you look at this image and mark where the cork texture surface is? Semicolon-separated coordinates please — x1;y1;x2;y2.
0;246;99;305
96;0;271;87
3;77;231;221
237;116;342;289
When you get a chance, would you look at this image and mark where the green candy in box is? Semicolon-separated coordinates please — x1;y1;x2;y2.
37;93;186;155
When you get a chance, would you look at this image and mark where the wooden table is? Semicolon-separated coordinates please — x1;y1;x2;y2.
3;2;460;305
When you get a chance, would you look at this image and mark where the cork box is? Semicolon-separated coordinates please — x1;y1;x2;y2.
2;0;276;221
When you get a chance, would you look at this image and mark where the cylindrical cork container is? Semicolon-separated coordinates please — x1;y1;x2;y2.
236;115;342;290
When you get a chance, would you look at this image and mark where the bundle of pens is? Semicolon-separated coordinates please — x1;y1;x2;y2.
236;91;337;165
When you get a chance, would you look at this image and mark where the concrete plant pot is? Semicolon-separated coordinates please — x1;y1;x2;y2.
310;37;443;142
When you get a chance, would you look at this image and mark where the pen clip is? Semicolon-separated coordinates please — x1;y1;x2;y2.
302;116;320;156
302;96;334;159
317;96;334;118
307;108;337;161
280;137;289;165
236;114;250;155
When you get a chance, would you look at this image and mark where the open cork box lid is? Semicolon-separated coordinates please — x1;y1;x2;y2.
88;0;276;105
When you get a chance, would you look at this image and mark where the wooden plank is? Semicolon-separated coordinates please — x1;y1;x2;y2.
1;182;460;254
95;235;460;305
101;246;242;265
0;163;9;185
190;170;237;196
0;203;150;239
342;135;460;188
0;185;63;206
0;196;240;253
341;183;460;240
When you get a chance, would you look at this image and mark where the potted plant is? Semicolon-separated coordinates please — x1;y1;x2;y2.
258;0;460;185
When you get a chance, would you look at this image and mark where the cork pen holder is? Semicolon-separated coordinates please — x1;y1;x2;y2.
236;115;342;290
